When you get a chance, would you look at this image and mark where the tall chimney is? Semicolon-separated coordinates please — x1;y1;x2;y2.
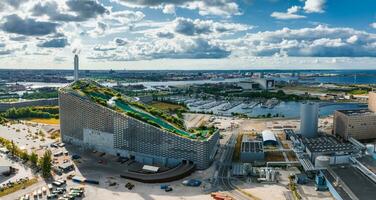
74;54;79;81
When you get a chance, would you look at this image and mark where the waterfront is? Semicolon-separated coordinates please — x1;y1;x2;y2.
188;101;366;118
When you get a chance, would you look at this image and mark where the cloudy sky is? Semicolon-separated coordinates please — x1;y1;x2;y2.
0;0;375;70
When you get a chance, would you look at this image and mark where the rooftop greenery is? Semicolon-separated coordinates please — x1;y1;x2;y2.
67;80;215;140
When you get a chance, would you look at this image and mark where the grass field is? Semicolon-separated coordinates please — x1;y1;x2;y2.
150;101;187;111
27;118;60;125
0;178;38;197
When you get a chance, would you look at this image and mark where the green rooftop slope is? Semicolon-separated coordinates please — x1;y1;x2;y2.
63;80;215;140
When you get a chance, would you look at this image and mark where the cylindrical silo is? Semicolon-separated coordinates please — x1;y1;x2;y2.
300;102;319;138
315;156;330;169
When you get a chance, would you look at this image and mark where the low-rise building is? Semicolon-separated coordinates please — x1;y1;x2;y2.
240;135;264;163
237;81;259;90
0;158;12;175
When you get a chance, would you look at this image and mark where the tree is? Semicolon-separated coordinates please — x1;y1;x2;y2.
20;151;29;161
10;140;16;157
39;150;52;178
30;151;38;167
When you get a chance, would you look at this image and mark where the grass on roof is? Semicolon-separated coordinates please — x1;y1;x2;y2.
68;80;216;140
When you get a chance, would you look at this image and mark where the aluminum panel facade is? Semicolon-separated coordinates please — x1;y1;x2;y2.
59;90;219;169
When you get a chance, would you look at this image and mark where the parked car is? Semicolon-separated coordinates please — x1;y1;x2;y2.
165;186;173;192
71;155;80;160
52;181;62;187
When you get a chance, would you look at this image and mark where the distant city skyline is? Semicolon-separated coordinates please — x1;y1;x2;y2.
0;0;375;70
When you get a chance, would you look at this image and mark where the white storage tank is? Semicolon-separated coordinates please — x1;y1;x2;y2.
300;102;319;138
315;156;330;169
366;144;375;155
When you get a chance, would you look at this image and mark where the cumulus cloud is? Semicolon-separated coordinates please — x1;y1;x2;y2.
230;25;376;57
114;0;240;16
88;37;230;61
304;0;326;13
1;14;59;36
173;17;251;36
37;38;69;48
89;21;108;36
93;44;117;51
106;10;145;31
114;38;128;46
32;0;108;22
371;22;376;29
271;6;306;20
4;0;28;8
163;4;176;14
156;32;175;39
66;0;109;19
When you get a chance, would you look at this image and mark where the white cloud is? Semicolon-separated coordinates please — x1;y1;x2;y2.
173;17;251;36
87;36;230;61
113;0;241;17
271;6;306;20
304;0;326;13
163;4;175;14
370;22;376;29
229;25;376;57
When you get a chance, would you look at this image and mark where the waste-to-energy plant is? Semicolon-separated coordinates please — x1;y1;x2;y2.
59;80;219;169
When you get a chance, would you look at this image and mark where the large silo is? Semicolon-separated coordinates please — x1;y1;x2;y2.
300;102;319;138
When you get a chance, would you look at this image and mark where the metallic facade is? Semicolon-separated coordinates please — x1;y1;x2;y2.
59;89;219;169
300;102;319;138
74;55;79;81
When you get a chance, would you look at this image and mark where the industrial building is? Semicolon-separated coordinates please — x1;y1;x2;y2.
299;102;319;138
368;91;376;112
285;129;360;171
254;78;275;90
301;135;357;165
321;165;376;200
237;80;259;90
261;130;278;146
333;109;376;140
240;135;264;163
333;91;376;140
59;80;220;170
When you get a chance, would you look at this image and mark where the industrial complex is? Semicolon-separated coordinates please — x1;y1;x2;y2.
1;56;375;200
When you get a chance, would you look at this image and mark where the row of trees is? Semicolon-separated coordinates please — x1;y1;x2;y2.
2;106;59;119
0;137;52;177
22;90;58;100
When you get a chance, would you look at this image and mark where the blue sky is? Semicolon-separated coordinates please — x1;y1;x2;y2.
0;0;375;70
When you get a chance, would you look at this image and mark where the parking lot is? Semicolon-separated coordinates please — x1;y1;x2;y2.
0;121;58;155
